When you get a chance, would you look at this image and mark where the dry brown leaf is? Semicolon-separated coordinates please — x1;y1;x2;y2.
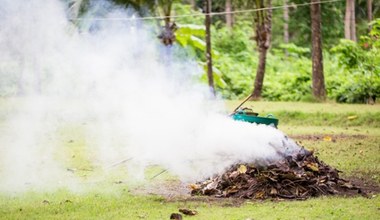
306;163;319;172
323;136;332;142
179;209;197;216
238;165;247;174
189;184;200;190
347;115;358;120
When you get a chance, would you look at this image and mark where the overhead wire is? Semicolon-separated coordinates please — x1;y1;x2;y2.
70;0;344;21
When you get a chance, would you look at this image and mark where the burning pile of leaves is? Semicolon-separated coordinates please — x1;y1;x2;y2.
191;151;361;200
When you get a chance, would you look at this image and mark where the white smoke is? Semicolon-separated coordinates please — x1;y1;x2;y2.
0;0;302;192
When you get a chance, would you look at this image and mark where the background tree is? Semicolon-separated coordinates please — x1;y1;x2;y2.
367;0;372;31
344;0;356;41
226;0;233;31
252;0;272;99
205;0;215;95
310;0;326;100
157;0;178;46
283;0;289;55
64;0;379;103
112;0;179;46
189;0;197;10
285;0;344;48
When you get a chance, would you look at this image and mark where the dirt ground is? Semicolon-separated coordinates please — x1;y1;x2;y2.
129;175;379;206
289;134;367;142
129;133;379;203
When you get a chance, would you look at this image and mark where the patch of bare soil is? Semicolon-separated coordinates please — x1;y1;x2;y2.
130;179;191;199
345;176;380;195
290;134;367;142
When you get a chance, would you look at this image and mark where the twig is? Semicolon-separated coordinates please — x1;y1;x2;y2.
105;157;133;170
150;169;168;180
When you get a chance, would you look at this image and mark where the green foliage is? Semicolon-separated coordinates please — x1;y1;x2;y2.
212;27;316;101
278;43;310;56
262;46;313;102
330;19;380;103
176;24;205;50
211;12;380;104
286;0;345;48
212;24;257;99
174;22;226;88
172;3;203;25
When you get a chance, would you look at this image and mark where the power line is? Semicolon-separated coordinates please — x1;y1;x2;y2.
70;0;344;21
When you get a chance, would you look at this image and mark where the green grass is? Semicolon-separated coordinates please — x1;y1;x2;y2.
226;100;380;127
1;191;379;219
299;136;380;182
225;100;380;114
0;100;379;219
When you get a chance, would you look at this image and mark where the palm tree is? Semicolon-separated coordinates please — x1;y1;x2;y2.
311;0;326;100
204;0;215;95
251;0;272;99
344;0;356;41
114;0;179;46
69;0;179;45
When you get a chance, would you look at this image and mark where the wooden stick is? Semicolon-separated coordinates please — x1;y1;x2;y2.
231;94;253;114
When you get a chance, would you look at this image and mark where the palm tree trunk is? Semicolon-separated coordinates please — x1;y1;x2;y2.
311;0;326;100
350;0;356;41
252;47;268;98
344;0;351;39
189;0;196;10
344;0;356;41
367;0;373;31
205;0;215;95
283;0;289;55
252;0;272;99
226;0;233;30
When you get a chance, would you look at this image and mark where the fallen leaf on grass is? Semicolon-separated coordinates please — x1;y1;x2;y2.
347;115;358;120
170;213;182;220
323;136;332;142
42;200;50;204
179;208;197;216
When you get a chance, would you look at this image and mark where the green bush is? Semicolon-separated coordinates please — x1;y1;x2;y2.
330;19;380;103
212;19;380;103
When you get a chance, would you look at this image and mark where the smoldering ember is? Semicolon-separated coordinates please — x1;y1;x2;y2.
190;144;364;200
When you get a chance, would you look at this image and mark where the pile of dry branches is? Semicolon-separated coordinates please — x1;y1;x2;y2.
191;151;361;200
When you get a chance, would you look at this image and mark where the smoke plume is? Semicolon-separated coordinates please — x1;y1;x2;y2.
0;0;301;192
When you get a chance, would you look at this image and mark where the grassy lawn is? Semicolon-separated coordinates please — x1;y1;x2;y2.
0;100;379;219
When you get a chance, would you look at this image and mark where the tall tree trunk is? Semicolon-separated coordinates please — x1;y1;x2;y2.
205;0;215;95
283;0;289;55
367;0;373;31
344;0;351;39
252;0;272;99
189;0;196;10
226;0;233;30
344;0;356;41
350;0;356;41
310;0;326;100
253;47;268;98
